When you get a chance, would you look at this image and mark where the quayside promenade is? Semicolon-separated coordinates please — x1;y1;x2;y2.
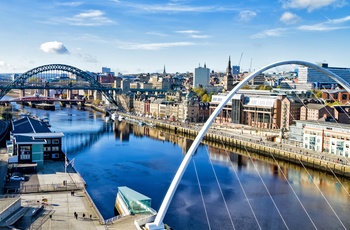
120;113;350;179
0;149;148;230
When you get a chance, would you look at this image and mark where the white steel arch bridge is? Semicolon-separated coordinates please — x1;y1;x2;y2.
146;60;350;229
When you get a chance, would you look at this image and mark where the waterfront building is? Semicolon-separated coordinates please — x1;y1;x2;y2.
193;64;210;88
300;103;334;121
115;186;155;216
291;120;350;157
210;93;281;129
321;89;350;104
210;93;244;124
7;117;64;171
333;106;350;124
280;94;302;130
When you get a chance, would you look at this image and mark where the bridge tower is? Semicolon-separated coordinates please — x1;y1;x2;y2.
43;89;50;97
20;89;25;98
94;90;103;101
67;89;73;99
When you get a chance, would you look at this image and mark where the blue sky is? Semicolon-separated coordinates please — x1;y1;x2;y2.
0;0;349;74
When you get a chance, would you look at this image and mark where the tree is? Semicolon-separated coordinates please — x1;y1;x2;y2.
315;90;322;98
241;84;251;89
256;85;272;90
192;87;207;97
202;94;209;102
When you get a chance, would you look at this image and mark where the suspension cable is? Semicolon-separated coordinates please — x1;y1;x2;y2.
192;159;212;230
203;145;236;230
242;145;290;229
210;140;262;229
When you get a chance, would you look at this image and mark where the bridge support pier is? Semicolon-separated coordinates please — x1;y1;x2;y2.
43;89;50;97
20;89;25;98
145;223;165;230
67;89;73;99
94;90;103;101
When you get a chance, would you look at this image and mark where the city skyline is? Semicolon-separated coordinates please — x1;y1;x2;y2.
1;0;350;74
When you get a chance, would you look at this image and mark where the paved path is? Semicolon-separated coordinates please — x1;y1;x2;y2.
20;191;105;230
0;151;145;229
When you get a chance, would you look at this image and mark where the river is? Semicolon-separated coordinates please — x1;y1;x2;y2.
8;103;350;229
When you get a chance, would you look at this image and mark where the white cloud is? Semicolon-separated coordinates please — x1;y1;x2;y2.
298;15;350;31
176;30;200;34
57;2;83;7
190;34;210;38
281;0;345;11
298;24;346;31
146;32;168;37
280;12;300;24
175;30;209;38
117;41;194;50
250;28;287;39
50;10;114;26
331;15;350;23
0;60;26;72
112;1;237;13
40;41;70;54
239;10;257;22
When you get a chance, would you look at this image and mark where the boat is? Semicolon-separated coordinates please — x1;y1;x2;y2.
111;112;118;121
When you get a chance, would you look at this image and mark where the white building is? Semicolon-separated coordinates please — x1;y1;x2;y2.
193;64;210;88
298;63;350;89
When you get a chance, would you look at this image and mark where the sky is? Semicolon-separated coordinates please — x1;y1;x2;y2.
0;0;350;74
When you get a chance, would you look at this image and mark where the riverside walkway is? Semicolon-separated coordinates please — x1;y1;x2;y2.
0;149;146;230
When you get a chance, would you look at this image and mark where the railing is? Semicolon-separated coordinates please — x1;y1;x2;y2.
29;208;55;230
104;214;123;225
4;207;28;226
19;182;85;193
82;187;105;225
0;195;20;214
134;214;156;229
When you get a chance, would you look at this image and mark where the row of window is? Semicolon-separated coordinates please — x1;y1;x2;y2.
44;146;60;151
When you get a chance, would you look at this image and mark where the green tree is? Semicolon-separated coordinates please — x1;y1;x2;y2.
192;87;207;97
241;84;250;89
202;94;209;102
315;90;322;98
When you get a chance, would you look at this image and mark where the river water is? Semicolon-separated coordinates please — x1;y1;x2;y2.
9;103;350;229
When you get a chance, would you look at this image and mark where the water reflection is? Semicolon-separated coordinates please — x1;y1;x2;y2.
5;102;350;229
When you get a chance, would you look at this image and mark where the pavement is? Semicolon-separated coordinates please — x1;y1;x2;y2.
0;149;146;230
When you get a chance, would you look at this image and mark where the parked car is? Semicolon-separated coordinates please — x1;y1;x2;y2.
10;172;25;181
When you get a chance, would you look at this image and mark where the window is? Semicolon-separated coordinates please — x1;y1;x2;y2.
46;139;52;144
52;147;59;151
20;145;31;160
52;139;60;144
44;147;51;151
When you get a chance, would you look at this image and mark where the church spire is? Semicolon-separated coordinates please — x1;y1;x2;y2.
226;56;232;75
163;65;166;75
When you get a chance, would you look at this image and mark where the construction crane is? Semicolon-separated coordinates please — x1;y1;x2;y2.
238;52;243;66
249;58;253;72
